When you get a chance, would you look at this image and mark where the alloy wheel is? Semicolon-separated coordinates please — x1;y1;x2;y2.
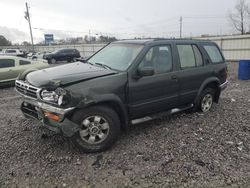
79;115;110;144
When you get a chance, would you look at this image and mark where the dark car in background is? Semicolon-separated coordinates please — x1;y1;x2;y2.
43;48;80;64
15;39;228;153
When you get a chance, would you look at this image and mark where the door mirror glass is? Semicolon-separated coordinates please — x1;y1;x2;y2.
138;67;154;77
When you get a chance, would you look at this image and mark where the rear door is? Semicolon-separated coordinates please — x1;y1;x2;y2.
175;43;212;105
0;58;16;82
128;43;179;119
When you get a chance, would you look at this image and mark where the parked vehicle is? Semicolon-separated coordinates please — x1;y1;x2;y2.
43;48;80;63
15;39;228;152
0;56;49;86
0;49;25;57
27;52;49;60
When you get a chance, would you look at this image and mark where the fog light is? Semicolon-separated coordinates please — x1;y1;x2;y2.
44;112;60;122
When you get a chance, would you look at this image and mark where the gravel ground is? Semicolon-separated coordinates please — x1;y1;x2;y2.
0;62;249;188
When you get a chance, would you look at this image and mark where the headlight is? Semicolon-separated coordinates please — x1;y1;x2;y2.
41;90;59;103
40;88;70;106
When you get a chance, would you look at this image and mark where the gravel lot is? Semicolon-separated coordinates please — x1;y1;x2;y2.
0;62;249;188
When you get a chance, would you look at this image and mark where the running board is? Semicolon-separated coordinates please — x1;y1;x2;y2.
131;104;194;125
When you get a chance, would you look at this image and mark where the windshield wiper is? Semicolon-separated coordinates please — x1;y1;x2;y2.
95;62;112;70
79;59;94;65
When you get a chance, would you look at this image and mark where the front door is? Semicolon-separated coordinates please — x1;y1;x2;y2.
128;44;179;119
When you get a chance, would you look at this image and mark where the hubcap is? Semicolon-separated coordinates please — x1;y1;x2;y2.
51;59;56;63
79;115;110;144
201;94;213;112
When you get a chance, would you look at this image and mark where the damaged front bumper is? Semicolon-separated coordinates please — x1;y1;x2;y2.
20;96;80;137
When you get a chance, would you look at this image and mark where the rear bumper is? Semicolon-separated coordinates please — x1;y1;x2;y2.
220;80;228;91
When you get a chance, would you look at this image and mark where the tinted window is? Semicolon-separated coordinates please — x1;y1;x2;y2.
19;60;31;65
193;45;203;66
5;50;16;53
139;45;172;74
0;59;15;68
204;45;223;63
177;45;196;68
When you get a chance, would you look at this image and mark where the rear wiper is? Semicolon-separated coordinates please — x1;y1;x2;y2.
95;62;112;70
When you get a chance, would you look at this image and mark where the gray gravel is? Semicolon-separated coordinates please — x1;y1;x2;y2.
0;62;250;188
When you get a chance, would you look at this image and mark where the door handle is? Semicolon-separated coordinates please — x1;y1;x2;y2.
171;75;178;80
8;69;12;71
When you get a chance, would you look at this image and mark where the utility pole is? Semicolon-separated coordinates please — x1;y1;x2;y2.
24;2;34;52
180;16;183;38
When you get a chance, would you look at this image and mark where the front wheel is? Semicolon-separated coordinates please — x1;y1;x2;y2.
71;106;121;153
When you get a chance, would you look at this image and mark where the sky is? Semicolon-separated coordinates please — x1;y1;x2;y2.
0;0;249;43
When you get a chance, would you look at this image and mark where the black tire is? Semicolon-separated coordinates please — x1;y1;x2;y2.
196;88;215;112
50;58;56;64
71;105;121;153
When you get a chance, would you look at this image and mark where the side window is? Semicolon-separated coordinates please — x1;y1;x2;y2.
138;45;172;74
203;45;223;63
5;50;16;53
19;60;31;65
0;59;15;68
177;45;196;68
192;45;203;66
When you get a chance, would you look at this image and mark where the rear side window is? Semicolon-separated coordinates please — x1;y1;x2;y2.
177;44;204;68
5;50;16;53
193;45;203;66
203;45;223;63
0;59;15;68
19;60;31;65
177;45;196;68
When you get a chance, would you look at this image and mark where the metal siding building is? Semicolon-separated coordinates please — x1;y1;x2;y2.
1;34;250;61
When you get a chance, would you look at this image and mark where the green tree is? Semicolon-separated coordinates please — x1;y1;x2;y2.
0;35;11;46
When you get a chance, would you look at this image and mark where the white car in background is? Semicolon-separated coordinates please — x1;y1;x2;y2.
0;49;25;57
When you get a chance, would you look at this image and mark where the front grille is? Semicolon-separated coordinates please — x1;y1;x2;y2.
15;80;40;99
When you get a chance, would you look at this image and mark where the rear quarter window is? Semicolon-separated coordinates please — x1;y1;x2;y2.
203;45;223;63
19;60;31;65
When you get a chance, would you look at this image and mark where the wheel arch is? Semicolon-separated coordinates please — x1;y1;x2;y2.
195;78;220;104
72;95;129;131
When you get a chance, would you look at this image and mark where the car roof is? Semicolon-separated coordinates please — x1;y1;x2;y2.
0;56;28;61
113;38;211;45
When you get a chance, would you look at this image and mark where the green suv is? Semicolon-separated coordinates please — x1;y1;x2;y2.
15;39;228;153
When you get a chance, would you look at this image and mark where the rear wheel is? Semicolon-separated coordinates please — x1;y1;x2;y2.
50;58;56;64
197;88;215;112
71;106;121;153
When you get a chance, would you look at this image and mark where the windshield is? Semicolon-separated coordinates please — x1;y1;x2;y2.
88;44;143;71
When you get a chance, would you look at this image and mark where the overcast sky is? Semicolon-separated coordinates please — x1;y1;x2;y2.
0;0;249;43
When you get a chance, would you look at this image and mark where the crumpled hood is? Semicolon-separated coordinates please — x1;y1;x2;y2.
26;62;117;88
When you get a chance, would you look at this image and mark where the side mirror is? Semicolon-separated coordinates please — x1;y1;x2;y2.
137;67;154;77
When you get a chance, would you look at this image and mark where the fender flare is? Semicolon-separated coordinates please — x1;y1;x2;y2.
75;94;129;130
194;77;220;104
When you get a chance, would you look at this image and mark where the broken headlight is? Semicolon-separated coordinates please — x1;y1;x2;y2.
40;88;70;106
